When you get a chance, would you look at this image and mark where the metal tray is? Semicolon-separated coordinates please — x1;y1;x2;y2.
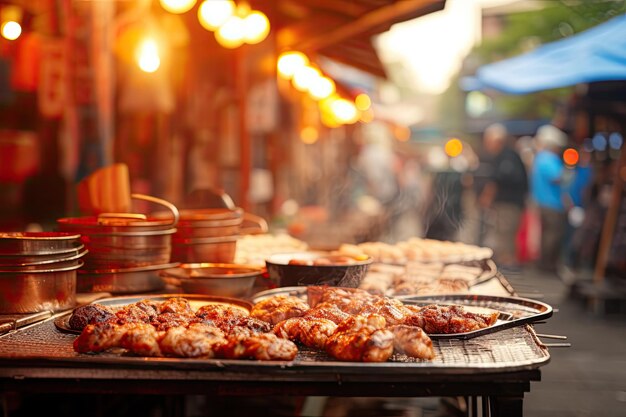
0;316;549;374
250;288;552;340
54;293;254;334
397;293;553;340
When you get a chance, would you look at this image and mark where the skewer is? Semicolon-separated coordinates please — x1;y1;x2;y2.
542;342;571;348
536;333;567;340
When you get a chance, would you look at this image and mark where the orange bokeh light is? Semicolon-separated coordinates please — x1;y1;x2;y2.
444;138;463;158
563;148;579;166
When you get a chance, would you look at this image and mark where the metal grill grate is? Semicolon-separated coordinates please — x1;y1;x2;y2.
0;317;549;372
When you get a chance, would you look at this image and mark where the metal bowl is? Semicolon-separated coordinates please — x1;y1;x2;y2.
0;232;81;255
0;261;82;313
170;235;238;264
76;262;178;293
161;263;262;298
265;252;372;288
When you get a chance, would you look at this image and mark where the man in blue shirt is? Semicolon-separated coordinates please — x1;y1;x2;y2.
531;125;568;273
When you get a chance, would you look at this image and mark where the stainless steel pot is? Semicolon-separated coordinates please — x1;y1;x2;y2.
77;262;177;293
170;235;238;264
0;262;82;313
0;232;81;255
0;244;85;266
0;249;88;270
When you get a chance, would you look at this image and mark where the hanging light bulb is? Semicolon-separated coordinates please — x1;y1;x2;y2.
292;65;321;92
330;98;358;124
309;76;335;101
160;0;196;14
243;10;269;44
197;0;235;31
215;15;245;48
136;38;160;73
277;51;308;79
1;21;21;41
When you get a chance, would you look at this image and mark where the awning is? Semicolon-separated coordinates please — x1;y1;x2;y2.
270;0;446;78
466;13;626;94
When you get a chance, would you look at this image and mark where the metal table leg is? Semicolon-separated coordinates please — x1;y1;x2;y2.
489;395;523;417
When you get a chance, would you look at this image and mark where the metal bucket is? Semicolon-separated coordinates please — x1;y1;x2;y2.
170;235;238;264
0;262;82;313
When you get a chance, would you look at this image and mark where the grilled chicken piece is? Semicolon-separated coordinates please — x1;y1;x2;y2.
157;297;195;317
216;330;298;361
68;303;116;331
73;321;131;353
303;302;350;324
388;324;435;360
307;286;380;314
403;304;498;334
151;312;195;332
195;304;248;321
114;300;159;325
250;295;309;325
159;323;226;358
273;317;338;350
325;314;394;362
358;297;413;326
120;323;163;357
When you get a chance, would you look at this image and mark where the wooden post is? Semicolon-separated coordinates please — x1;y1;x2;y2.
592;145;626;285
236;47;251;211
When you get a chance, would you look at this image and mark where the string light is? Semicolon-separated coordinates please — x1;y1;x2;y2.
1;21;21;41
215;15;245;49
444;138;463;157
355;93;371;111
197;0;235;31
243;10;269;44
136;39;160;73
277;51;309;79
292;66;321;92
563;148;579;166
160;0;196;14
330;98;358;124
300;126;319;144
309;76;335;101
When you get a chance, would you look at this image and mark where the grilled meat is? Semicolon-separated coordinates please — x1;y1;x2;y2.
250;295;309;325
388;324;435;359
68;303;116;331
157;297;195;317
196;304;248;322
303;302;350;324
159;323;226;358
119;323;163;357
325;314;394;362
74;321;131;353
358;297;412;326
114;300;159;325
216;331;298;361
273;317;338;350
307;286;380;314
403;304;498;334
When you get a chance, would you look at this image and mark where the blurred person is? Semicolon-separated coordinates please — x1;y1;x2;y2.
563;147;594;273
478;124;528;269
531;124;568;273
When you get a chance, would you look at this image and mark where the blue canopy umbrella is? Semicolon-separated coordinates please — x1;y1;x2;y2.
468;13;626;94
